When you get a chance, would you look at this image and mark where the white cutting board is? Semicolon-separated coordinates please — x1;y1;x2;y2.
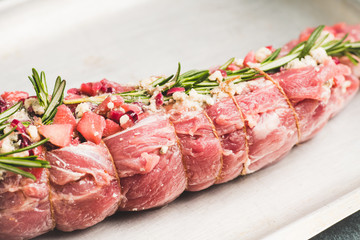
0;0;359;239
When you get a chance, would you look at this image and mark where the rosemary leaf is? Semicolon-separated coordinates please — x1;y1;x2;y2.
154;75;173;87
299;25;325;58
0;102;22;121
0;138;49;157
0;162;36;180
0;126;17;141
260;53;298;72
0;158;50;168
42;77;66;124
28;69;49;107
219;57;235;70
288;41;306;55
173;63;182;86
262;48;281;63
345;52;359;65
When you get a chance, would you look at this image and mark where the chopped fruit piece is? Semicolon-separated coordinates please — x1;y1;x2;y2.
125;110;138;122
119;111;138;129
77;112;106;144
243;51;256;66
94;95;124;115
155;93;164;106
67;88;81;95
103;119;121;137
31;145;43;156
38;124;73;147
100;79;134;93
266;45;275;52
227;63;241;71
0;97;7;113
121;103;142;114
219;69;227;78
108;110;124;123
11;119;27;133
80;82;102;96
209;68;227;77
166;87;185;96
53;105;77;129
332;56;340;65
19;134;31;148
1;91;29;102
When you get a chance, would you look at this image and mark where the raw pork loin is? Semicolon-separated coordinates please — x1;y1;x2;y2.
46;142;121;231
0;23;359;240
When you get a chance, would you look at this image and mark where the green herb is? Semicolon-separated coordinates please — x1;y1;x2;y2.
299;25;325;58
0;138;50;180
0;68;64;180
0;102;22;124
29;69;66;124
64;25;360;106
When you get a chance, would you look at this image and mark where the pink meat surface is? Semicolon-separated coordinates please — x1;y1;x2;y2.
104;114;186;211
206;97;247;183
169;110;222;191
46;142;120;232
274;59;357;141
234;79;298;173
0;169;53;240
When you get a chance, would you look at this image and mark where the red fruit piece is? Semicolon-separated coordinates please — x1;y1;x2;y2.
243;51;256;67
103;119;121;137
100;79;135;93
38;124;73;147
155;93;164;106
77;112;106;144
166;87;185;96
1;91;29;102
32;145;44;156
108;110;124;123
121;103;142;114
94;95;124;115
266;45;275;52
227;63;241;71
80;82;102;96
53;105;77;130
67;88;81;95
332;56;340;65
10;119;27;133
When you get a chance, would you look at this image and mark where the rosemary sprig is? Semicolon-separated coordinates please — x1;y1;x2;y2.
64;25;360;107
29;69;66;124
28;69;49;108
0;68;64;180
42;76;66;124
0;138;49;157
0;138;50;180
0;102;22;123
299;25;325;58
0;156;50;168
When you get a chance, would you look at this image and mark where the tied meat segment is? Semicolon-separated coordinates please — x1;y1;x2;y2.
46;142;121;232
234;79;298;173
0;23;360;239
206;97;248;183
169;111;222;191
0;169;53;240
104;114;186;211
